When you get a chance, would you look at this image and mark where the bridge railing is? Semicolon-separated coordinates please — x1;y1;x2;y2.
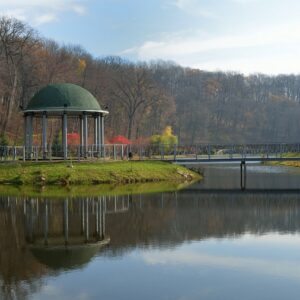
1;143;300;161
181;143;300;159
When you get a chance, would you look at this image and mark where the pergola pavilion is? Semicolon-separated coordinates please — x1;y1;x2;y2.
23;83;109;160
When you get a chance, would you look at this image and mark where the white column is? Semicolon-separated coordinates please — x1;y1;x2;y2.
79;115;84;156
100;114;104;145
94;115;98;150
83;113;88;157
27;114;33;159
62;113;68;159
42;112;47;159
24;114;28;154
97;114;101;157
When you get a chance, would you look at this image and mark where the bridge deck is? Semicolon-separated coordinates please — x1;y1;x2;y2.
181;188;300;194
172;156;300;163
2;143;300;162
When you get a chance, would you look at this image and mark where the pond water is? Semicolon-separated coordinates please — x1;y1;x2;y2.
1;164;300;299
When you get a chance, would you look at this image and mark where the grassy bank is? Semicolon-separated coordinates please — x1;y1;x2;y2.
0;161;201;185
274;161;300;168
269;153;300;168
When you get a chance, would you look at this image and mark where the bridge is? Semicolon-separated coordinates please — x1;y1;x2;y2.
1;143;300;190
1;143;300;161
163;143;300;190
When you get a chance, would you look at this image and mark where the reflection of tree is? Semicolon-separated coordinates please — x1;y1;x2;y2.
105;193;176;257
0;196;113;299
2;192;300;297
105;192;300;256
0;197;46;300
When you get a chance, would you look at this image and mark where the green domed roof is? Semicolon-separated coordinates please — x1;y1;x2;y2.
26;83;102;112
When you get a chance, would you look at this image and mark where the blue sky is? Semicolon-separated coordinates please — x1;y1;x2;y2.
1;0;300;74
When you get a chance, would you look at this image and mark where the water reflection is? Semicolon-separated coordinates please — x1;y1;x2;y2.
2;187;300;299
0;195;128;299
105;191;300;255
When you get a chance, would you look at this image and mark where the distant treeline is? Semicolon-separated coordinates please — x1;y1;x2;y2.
1;16;300;145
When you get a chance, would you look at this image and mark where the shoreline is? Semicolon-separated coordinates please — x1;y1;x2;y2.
0;181;197;197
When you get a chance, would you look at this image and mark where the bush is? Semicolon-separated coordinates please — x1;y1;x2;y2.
150;126;178;151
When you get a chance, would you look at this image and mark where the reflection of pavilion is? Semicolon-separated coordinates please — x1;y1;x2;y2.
24;196;130;246
0;194;131;299
23;196;129;270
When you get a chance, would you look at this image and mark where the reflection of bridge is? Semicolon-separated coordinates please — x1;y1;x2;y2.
1;190;300;297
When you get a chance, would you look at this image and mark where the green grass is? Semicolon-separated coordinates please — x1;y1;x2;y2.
269;152;300;167
0;161;201;186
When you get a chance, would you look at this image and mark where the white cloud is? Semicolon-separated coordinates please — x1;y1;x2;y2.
230;0;262;3
122;21;300;75
35;13;57;25
38;284;90;300
0;0;87;25
2;9;27;21
172;0;216;18
142;247;300;280
72;4;86;15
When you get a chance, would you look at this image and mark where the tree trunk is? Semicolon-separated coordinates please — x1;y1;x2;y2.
2;66;18;134
127;114;134;140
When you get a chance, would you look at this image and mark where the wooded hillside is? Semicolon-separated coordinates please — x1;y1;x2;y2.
1;17;300;145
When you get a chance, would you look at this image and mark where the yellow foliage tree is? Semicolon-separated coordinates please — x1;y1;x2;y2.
163;126;172;136
78;59;86;75
151;126;178;151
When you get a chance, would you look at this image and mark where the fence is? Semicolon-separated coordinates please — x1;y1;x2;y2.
1;143;300;162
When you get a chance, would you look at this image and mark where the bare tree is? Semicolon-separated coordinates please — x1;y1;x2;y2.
111;64;159;139
0;17;36;133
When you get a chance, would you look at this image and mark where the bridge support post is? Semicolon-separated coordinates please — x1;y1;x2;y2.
230;145;234;159
240;160;246;190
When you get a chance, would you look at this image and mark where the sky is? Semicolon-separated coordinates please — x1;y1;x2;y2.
1;0;300;75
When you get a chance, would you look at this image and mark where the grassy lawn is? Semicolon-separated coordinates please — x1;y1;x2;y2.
0;161;201;185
